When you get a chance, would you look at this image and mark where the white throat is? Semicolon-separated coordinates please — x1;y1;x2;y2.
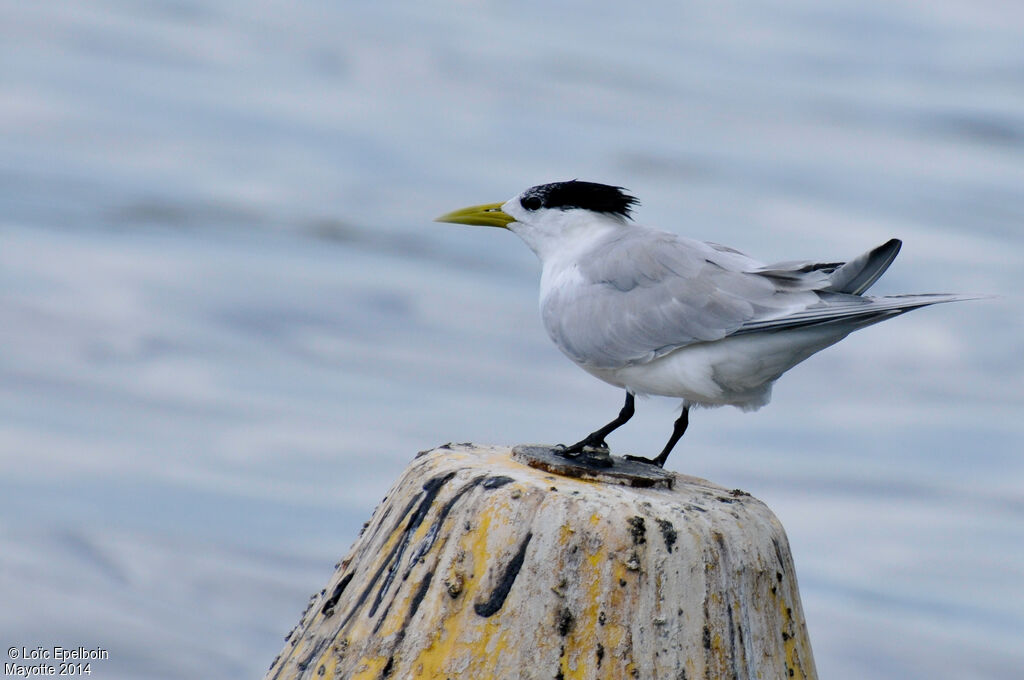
503;202;626;265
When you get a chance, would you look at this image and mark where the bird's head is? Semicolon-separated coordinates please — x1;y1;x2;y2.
435;180;638;259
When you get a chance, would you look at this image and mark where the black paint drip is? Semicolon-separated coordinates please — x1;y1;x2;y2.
320;572;354;616
336;472;457;630
368;472;457;618
474;532;533;617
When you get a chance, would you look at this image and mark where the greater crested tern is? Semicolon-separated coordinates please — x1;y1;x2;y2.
437;180;975;467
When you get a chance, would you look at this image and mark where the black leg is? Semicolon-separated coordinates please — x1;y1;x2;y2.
558;392;635;457
626;406;689;468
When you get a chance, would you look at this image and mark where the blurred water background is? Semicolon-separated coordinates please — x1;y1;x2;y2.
2;1;1022;678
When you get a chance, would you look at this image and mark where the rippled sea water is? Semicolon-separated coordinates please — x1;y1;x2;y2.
1;2;1022;678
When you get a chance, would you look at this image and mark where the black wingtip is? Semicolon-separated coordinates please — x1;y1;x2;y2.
883;238;902;252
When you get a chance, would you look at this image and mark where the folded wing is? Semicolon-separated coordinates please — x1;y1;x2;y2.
544;230;964;369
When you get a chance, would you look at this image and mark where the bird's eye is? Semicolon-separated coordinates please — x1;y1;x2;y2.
521;195;542;211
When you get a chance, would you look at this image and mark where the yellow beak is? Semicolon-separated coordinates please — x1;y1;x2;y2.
434;202;514;229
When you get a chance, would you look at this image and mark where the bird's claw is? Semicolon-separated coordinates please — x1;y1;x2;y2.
553;443;581;458
624;454;664;468
555;441;613;468
556;438;607;456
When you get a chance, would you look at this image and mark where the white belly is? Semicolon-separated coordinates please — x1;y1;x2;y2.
581;327;851;411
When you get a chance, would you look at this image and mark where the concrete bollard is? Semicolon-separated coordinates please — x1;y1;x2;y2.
265;443;817;680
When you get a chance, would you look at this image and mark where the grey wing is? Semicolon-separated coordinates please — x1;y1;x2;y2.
542;231;956;370
733;238;975;332
542;230;816;368
753;238;902;294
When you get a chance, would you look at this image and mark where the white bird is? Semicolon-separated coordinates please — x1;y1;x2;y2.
437;180;974;468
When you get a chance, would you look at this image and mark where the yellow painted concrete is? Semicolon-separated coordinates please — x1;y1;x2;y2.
265;443;817;680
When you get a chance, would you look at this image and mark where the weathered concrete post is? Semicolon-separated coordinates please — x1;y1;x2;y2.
265;443;816;680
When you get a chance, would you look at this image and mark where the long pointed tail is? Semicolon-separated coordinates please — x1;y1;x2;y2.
736;292;987;334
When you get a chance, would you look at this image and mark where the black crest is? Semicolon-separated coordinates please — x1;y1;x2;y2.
520;180;638;219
